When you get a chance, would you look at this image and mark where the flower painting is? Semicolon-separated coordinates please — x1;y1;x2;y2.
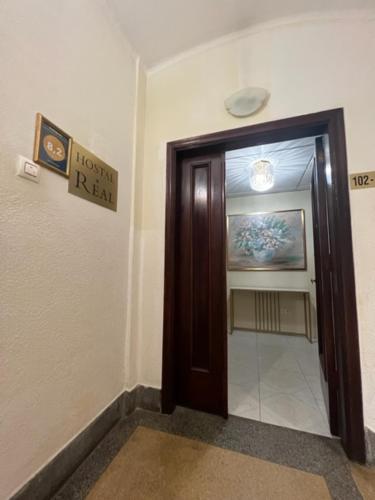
227;209;306;271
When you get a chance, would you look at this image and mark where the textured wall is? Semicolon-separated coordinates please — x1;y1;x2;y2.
0;1;139;497
137;12;375;430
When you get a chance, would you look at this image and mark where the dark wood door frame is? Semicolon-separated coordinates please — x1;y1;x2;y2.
312;137;339;436
162;108;365;462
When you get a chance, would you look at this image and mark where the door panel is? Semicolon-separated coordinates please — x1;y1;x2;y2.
311;137;339;435
175;152;227;416
192;165;210;370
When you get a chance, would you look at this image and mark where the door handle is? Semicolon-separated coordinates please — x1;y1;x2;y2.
310;278;316;284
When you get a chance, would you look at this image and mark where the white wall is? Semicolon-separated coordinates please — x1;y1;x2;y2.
226;191;315;291
0;1;143;497
137;12;375;430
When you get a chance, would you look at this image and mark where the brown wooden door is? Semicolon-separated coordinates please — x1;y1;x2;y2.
175;152;227;417
311;136;339;435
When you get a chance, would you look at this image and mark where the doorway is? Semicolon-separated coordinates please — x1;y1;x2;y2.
162;109;365;461
226;136;331;436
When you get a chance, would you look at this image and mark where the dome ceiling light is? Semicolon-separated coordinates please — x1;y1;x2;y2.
224;87;269;117
249;159;274;192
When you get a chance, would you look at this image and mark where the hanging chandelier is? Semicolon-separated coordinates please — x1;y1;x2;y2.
249;159;274;192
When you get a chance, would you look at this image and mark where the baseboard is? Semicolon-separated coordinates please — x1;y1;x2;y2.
11;385;160;500
365;427;375;465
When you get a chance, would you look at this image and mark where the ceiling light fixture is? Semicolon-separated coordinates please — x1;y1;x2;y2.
225;87;269;117
249;159;274;192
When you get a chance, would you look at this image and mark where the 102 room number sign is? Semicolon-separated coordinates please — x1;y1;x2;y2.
350;171;375;190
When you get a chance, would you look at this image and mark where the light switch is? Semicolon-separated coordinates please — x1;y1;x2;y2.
16;155;40;183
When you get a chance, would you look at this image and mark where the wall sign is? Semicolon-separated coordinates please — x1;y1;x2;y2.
33;114;72;177
68;142;118;211
350;171;375;190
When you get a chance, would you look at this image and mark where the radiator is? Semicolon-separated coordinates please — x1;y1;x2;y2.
255;291;280;332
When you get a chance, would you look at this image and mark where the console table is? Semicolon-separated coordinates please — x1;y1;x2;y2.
229;286;313;342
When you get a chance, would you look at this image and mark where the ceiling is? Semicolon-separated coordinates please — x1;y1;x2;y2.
225;137;315;197
107;0;373;67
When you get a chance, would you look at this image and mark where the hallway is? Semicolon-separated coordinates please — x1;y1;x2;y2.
52;407;367;499
229;331;330;436
2;2;375;498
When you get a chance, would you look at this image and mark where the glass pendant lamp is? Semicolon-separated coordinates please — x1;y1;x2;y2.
249;159;274;192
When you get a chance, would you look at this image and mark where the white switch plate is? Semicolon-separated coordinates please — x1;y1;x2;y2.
16;155;40;183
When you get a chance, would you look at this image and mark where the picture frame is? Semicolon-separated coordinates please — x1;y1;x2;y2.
227;209;306;271
33;113;72;177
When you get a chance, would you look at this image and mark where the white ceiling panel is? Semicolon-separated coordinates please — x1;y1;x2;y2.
106;0;373;67
225;137;315;197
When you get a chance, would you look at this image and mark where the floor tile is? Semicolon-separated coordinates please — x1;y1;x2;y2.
229;382;259;404
305;374;325;401
259;350;302;374
288;335;318;351
295;351;321;377
229;401;261;420
228;363;258;386
260;393;330;436
316;398;328;418
228;331;331;437
260;368;312;398
228;383;260;420
303;418;332;437
229;330;257;348
257;332;290;347
229;344;257;364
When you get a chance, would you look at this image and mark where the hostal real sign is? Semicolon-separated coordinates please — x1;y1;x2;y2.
68;142;118;211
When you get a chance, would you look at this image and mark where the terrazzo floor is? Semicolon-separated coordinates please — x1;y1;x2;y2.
86;426;331;500
228;330;331;436
53;407;362;500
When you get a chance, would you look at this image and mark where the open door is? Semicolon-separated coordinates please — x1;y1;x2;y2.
174;152;227;416
311;136;339;436
163;110;365;461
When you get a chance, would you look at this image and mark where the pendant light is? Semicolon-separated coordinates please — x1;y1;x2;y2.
249;159;274;192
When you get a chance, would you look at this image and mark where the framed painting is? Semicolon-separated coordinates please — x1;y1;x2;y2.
227;209;306;271
33;113;72;177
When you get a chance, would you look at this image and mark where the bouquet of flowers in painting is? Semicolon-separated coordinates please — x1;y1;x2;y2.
227;209;306;270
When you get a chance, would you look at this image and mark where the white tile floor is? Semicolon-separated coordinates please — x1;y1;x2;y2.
228;330;331;437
